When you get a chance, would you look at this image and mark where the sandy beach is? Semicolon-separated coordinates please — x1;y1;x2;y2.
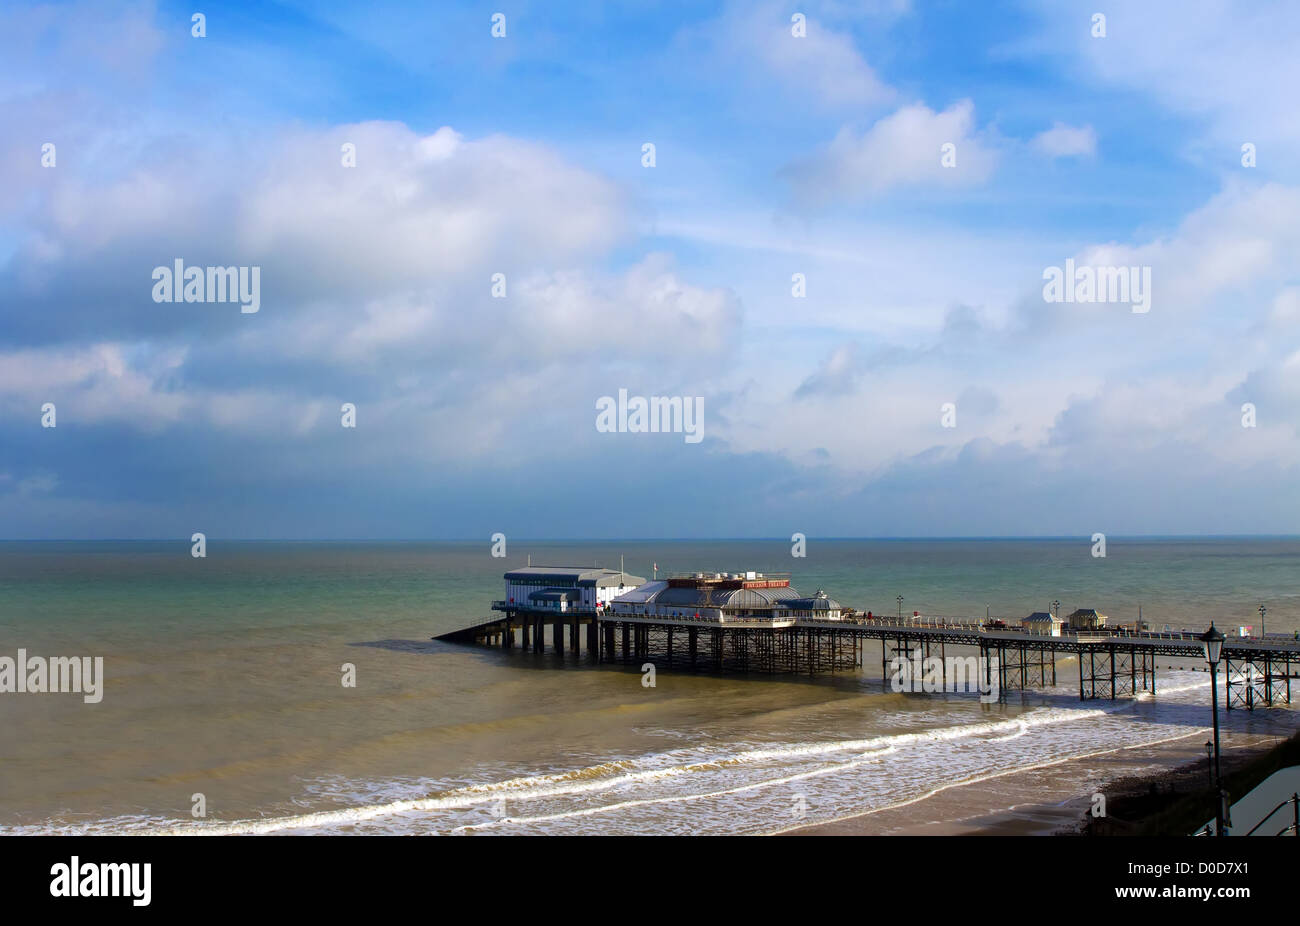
780;729;1287;836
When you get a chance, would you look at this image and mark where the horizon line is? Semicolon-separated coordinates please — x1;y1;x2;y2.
3;534;1299;543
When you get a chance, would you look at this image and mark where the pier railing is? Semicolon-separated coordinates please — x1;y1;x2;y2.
1243;793;1299;837
848;614;1295;644
490;597;1294;645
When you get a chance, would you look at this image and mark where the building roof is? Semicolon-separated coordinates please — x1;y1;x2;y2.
1067;608;1106;618
610;580;669;603
1024;611;1058;622
786;590;843;611
721;585;803;608
504;566;646;587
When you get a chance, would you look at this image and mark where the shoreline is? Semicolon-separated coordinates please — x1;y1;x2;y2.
777;729;1287;836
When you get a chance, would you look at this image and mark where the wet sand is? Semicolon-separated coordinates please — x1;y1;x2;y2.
779;729;1286;836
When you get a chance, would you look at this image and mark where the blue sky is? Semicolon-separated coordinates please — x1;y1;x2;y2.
1;0;1298;538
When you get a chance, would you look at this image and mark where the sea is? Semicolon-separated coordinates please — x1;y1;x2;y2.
1;538;1298;835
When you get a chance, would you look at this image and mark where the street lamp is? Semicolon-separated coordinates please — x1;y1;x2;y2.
1200;623;1227;836
897;595;904;621
1257;604;1266;638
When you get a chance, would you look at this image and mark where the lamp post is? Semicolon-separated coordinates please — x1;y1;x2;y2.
1200;623;1227;835
897;596;904;621
1257;604;1266;638
1204;740;1213;786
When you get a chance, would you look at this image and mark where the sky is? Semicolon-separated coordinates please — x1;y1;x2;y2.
0;0;1297;539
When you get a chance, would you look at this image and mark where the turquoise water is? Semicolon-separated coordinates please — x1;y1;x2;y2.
1;538;1297;834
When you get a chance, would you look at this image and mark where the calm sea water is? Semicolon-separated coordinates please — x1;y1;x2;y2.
1;538;1297;834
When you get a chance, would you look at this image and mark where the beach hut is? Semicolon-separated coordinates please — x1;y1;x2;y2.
1065;608;1108;630
1021;611;1063;636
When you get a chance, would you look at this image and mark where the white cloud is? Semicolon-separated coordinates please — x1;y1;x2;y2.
715;179;1300;492
1021;0;1300;170
16;472;58;496
747;14;893;107
1270;287;1300;324
1033;180;1300;326
786;100;999;203
238;122;632;293
5;120;631;317
0;109;754;468
679;1;894;109
0;343;187;429
1031;122;1096;158
794;343;865;398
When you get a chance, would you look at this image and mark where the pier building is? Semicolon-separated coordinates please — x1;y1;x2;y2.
503;566;644;614
607;571;846;622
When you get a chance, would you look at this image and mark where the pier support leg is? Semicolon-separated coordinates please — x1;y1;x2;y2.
689;627;698;670
622;624;630;664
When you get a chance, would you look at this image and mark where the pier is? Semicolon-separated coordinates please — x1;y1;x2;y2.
437;609;1300;708
434;566;1300;708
